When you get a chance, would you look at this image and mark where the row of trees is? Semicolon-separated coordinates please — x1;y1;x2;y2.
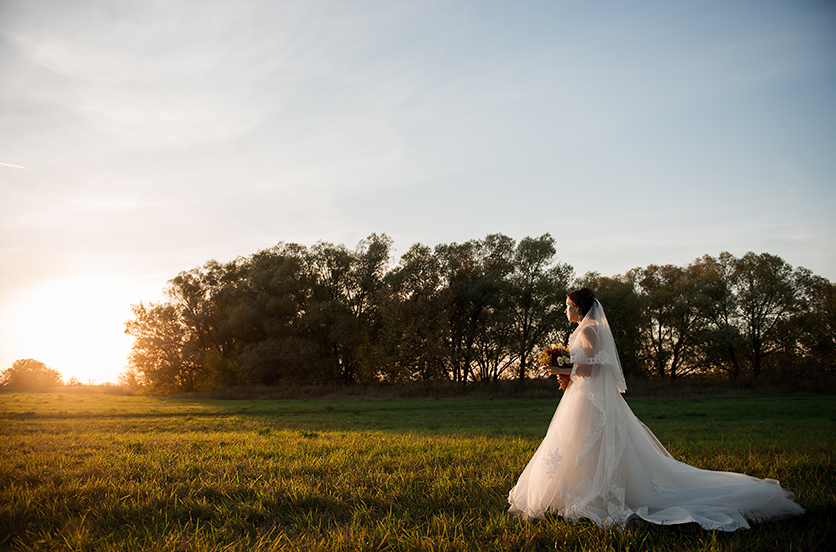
121;233;573;392
120;233;835;393
580;252;835;381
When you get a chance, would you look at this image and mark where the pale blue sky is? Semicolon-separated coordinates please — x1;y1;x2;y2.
1;0;835;382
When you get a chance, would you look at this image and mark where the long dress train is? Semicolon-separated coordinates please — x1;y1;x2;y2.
507;301;804;531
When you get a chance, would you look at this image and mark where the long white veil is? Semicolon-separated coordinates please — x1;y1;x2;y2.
569;299;627;393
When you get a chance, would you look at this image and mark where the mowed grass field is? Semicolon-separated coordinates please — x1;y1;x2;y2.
1;391;834;551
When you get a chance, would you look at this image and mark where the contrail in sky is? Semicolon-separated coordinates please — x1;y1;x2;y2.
0;162;27;169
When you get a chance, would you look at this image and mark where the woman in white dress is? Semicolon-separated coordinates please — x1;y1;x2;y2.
507;288;804;530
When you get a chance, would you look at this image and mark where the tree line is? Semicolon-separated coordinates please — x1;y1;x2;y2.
116;233;835;393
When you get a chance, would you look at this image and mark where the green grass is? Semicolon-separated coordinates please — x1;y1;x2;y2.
1;392;834;551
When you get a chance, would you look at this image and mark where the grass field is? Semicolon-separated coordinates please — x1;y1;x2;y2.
1;391;834;551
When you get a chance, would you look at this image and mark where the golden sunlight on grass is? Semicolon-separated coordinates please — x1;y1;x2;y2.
2;393;832;551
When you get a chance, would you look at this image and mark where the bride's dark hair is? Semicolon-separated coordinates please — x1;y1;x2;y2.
567;288;596;317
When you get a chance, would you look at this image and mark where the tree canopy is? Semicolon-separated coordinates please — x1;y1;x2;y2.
120;234;834;393
1;359;63;391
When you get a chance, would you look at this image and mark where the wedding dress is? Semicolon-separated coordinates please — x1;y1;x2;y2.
507;300;804;531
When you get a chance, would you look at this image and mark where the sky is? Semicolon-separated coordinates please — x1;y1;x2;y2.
1;0;835;384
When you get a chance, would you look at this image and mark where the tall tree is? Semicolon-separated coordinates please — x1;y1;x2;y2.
364;243;450;383
436;234;514;383
505;234;573;380
307;233;393;384
732;252;803;378
158;258;253;388
632;264;709;379
690;253;746;378
124;302;204;392
167;259;242;357
796;275;836;374
232;242;318;385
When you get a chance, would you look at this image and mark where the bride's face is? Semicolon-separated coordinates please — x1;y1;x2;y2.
565;298;582;322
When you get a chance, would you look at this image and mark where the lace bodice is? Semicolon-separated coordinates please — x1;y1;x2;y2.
567;303;626;393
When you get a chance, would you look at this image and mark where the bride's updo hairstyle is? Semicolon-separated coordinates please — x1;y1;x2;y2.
567;288;596;318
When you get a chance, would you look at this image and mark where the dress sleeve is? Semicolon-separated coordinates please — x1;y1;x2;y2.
570;326;599;377
571;324;620;381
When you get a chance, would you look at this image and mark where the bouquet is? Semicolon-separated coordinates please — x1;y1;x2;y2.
539;344;572;390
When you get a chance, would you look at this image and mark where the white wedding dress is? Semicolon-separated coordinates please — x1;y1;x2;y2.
508;300;804;531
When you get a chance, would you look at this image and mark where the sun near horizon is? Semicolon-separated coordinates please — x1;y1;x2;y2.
2;276;163;384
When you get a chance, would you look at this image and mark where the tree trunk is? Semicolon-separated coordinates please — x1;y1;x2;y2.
518;355;527;380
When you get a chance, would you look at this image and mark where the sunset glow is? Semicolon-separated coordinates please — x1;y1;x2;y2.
1;1;834;385
4;277;161;384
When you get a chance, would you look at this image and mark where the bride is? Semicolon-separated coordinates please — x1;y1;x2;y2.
507;288;804;530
